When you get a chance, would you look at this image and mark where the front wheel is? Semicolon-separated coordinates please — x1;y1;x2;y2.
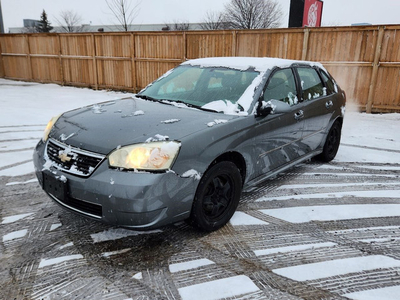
317;120;342;162
189;161;242;231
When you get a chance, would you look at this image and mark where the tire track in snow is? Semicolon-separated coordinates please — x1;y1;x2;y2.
242;162;400;299
0;125;41;177
341;143;400;154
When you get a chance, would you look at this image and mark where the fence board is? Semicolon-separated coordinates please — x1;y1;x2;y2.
0;25;399;112
135;33;184;59
186;31;233;59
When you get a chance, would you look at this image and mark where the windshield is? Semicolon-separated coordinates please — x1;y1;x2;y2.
139;65;259;112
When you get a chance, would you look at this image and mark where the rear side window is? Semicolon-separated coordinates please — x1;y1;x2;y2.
297;67;324;101
320;70;337;95
264;68;298;106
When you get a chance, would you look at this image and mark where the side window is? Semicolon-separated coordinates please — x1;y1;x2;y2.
297;67;324;101
320;70;337;95
264;68;298;106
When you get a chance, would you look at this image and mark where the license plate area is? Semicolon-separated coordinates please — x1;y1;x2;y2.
43;172;67;201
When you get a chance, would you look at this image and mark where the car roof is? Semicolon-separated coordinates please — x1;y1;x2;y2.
182;57;322;72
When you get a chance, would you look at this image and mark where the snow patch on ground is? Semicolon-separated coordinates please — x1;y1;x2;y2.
169;258;215;273
253;242;337;256
3;229;28;242
260;204;400;223
132;272;143;280
59;242;74;250
177;275;259;300
229;211;269;226
1;213;34;224
6;178;38;186
38;255;84;269
257;190;400;202
277;182;400;190
273;255;400;282
50;223;62;231
102;248;131;258
344;285;400;300
90;228;162;243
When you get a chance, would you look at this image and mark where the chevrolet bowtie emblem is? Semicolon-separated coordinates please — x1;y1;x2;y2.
58;152;72;163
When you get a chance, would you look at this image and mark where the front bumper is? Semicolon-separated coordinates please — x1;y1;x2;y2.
33;140;197;230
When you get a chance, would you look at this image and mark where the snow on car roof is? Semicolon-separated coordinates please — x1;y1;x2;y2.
182;57;321;72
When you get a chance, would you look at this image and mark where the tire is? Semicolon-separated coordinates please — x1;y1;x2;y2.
317;120;342;162
189;161;242;231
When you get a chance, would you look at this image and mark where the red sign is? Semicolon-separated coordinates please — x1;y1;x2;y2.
303;0;324;27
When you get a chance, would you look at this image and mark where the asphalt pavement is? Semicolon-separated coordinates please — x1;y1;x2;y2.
1;157;400;299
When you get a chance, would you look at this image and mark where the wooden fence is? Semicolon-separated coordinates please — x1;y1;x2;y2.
1;25;400;113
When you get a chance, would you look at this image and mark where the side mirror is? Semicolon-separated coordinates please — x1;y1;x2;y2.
256;99;291;117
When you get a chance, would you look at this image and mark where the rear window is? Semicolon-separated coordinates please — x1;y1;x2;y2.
320;70;337;95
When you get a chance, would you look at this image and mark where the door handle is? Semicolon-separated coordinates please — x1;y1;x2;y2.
294;110;304;120
325;100;333;109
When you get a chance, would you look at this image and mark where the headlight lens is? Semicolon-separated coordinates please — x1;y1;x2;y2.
43;114;61;142
108;141;181;171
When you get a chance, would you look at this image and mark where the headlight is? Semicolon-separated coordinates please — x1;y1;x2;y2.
43;114;61;142
108;141;181;171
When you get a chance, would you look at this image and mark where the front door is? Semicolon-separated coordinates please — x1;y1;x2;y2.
252;68;305;177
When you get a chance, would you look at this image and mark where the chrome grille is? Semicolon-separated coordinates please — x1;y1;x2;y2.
46;139;105;177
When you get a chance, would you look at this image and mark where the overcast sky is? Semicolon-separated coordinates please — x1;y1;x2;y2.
1;0;400;32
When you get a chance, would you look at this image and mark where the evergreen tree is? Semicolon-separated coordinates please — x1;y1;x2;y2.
35;10;53;33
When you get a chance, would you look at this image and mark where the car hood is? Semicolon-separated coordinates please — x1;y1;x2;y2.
49;97;238;154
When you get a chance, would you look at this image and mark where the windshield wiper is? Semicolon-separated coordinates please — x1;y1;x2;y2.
168;100;221;113
135;94;160;102
136;95;220;113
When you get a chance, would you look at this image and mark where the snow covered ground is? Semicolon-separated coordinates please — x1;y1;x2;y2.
1;78;400;300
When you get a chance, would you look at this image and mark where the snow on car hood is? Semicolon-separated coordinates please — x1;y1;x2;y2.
49;97;238;155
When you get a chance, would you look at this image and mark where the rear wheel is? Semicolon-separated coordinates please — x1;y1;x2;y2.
317;120;342;162
189;161;242;231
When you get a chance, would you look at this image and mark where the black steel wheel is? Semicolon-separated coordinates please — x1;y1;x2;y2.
317;120;342;162
189;161;242;231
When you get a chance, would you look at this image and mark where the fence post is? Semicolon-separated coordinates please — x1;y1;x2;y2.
301;28;310;61
25;34;33;81
366;26;385;113
57;34;65;85
183;31;187;61
232;31;237;57
131;32;137;92
0;36;5;77
91;33;99;90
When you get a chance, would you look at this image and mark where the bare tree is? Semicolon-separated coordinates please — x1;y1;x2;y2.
223;0;283;29
55;10;83;32
22;26;38;33
105;0;140;31
172;20;190;31
200;11;228;30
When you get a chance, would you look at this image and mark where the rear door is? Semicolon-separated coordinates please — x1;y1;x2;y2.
295;66;335;154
